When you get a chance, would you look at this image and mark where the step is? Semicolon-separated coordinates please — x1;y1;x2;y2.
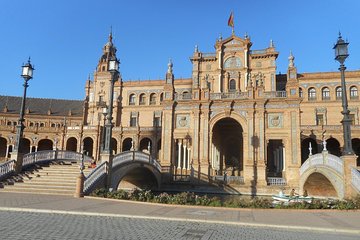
6;183;76;190
0;188;75;195
15;181;76;187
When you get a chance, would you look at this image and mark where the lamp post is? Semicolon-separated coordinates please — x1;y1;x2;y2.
103;56;119;189
101;107;108;152
333;33;353;155
13;58;34;172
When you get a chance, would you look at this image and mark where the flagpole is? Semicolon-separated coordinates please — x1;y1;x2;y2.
232;11;235;35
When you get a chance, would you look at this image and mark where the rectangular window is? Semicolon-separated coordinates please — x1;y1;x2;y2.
130;116;137;127
154;117;161;127
316;114;324;125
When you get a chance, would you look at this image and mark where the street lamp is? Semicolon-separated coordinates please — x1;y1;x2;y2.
101;106;108;151
13;58;34;172
333;33;353;155
103;56;119;190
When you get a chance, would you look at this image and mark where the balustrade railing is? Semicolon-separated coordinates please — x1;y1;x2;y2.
213;175;244;184
0;160;15;181
267;177;287;185
351;168;360;192
175;93;192;101
112;151;161;172
300;152;344;176
264;91;287;98
210;91;248;100
84;161;108;194
22;150;93;168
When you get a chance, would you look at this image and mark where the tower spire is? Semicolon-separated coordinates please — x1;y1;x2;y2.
109;26;113;43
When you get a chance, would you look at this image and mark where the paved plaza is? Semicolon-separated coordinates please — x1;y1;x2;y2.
0;192;359;239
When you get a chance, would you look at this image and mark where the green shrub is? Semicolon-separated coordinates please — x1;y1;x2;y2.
90;188;108;198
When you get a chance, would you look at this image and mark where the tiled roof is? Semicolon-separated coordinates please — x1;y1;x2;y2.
0;95;83;117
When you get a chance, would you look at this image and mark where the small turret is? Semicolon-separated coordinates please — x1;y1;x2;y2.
288;51;295;68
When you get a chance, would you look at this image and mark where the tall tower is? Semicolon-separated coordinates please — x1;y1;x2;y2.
85;31;122;126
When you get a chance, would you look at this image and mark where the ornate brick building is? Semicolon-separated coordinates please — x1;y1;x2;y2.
1;32;360;196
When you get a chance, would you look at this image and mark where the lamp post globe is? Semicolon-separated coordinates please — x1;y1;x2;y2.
333;33;353;155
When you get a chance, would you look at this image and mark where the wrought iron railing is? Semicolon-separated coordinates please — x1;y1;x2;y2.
84;161;108;194
351;168;360;192
267;177;287;185
0;159;15;181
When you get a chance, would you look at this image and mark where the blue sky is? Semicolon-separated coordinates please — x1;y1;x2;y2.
0;0;359;100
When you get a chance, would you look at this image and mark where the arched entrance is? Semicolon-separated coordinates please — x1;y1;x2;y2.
122;138;132;151
117;167;159;190
326;138;341;157
211;117;243;176
301;138;318;164
0;137;7;160
83;137;93;157
38;139;53;151
303;172;337;197
157;139;161;159
66;137;77;152
111;138;117;154
19;138;31;154
352;138;360;166
140;138;152;154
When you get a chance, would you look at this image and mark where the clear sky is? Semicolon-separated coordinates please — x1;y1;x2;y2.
0;0;359;100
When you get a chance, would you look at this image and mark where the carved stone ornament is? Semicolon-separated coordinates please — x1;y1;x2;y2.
176;114;190;128
268;113;283;128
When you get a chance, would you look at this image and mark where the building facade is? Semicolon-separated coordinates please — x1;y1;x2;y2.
1;33;360;195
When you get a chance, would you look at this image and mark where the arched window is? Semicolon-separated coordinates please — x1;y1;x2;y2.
129;94;136;105
182;91;191;99
350;86;358;99
299;88;303;98
160;93;164;102
308;88;316;101
336;87;342;100
139;93;146;105
224;57;242;69
150;93;156;105
229;79;236;91
322;87;330;100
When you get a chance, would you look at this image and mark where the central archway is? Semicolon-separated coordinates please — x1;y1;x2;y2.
211;117;243;176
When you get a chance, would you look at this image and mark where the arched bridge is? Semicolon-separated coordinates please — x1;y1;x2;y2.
84;151;161;194
300;150;360;198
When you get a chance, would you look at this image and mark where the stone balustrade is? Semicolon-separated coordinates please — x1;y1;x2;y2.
0;159;15;181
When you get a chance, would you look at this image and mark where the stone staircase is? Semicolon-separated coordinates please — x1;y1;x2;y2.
0;162;93;195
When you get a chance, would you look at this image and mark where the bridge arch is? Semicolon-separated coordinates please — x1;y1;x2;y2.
300;152;344;198
109;151;161;191
111;163;160;190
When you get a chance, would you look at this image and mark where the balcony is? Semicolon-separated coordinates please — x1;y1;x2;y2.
175;93;192;101
263;91;286;98
210;91;248;100
96;101;107;107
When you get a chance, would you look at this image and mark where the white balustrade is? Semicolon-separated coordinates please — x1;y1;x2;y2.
300;153;344;176
0;160;15;180
112;151;161;172
351;168;360;192
84;161;108;193
267;177;287;185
